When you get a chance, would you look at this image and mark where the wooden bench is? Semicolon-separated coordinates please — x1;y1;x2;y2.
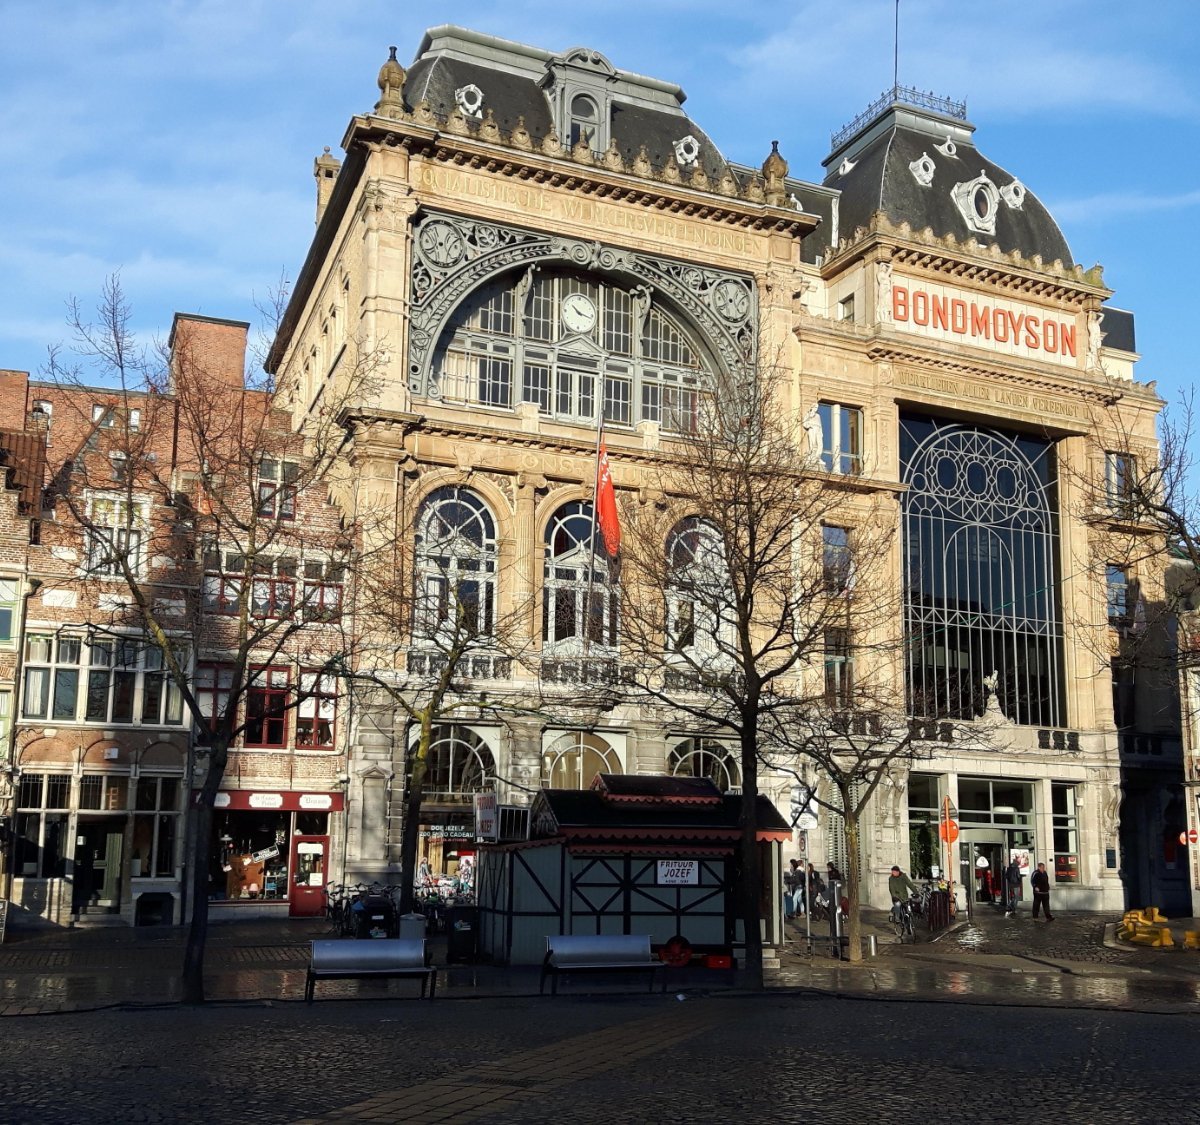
305;938;436;1002
540;934;663;996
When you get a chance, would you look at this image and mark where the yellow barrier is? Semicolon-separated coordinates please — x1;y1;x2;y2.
1117;908;1175;947
1183;931;1200;950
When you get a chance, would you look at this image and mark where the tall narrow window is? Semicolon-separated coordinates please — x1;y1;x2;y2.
258;460;298;519
1105;451;1135;513
414;487;497;641
665;517;729;667
824;627;853;708
86;496;146;577
822;526;852;593
543;502;617;650
569;94;599;149
0;578;18;645
297;671;337;748
245;668;289;747
818;403;862;475
1106;565;1129;624
1051;783;1079;883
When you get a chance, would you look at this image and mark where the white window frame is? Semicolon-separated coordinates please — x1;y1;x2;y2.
85;494;149;578
0;577;19;646
818;402;863;476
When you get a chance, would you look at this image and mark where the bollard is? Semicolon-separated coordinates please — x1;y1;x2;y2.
867;934;878;957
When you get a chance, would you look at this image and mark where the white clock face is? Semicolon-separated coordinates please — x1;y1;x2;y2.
561;292;597;335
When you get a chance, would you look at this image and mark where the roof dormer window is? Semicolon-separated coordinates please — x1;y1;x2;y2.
570;94;599;149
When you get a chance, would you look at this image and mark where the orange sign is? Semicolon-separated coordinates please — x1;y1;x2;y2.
939;819;960;843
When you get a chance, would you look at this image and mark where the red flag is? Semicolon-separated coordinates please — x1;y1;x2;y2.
596;442;620;557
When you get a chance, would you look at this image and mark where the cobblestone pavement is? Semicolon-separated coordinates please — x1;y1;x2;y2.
0;991;1197;1123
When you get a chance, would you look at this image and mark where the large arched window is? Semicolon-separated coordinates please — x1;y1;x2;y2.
413;487;497;641
433;269;712;433
668;738;741;792
543;501;618;651
418;725;496;800
665;517;731;665
901;414;1063;726
543;731;622;789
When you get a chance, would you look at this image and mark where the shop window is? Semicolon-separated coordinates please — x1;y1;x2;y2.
668;737;740;792
297;671;337;748
543;501;618;650
818;403;862;475
257;459;298;520
0;577;18;645
214;811;291;901
1051;783;1080;883
85;495;147;578
823;627;853;708
245;667;289;747
133;776;181;878
822;526;853;594
1104;451;1135;513
302;560;344;623
195;663;235;734
907;772;941;879
79;773;128;811
543;731;621;790
14;773;71;877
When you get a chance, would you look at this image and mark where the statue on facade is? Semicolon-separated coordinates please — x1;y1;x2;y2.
875;259;893;324
1086;311;1105;371
802;404;823;464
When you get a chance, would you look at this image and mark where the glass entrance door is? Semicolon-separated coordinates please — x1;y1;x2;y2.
288;835;328;917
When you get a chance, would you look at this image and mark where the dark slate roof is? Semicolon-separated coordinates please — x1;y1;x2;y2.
593;774;721;803
532;785;790;839
404;26;733;182
1100;308;1136;354
815;101;1073;266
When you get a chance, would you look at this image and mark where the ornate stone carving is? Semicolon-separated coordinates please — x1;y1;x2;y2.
632;146;652;177
951;173;1000;235
934;135;958;157
375;46;406;118
454;83;484;119
602;139;625;172
673;135;700;167
909;152;936;187
408;211;758;397
510;116;532;150
875;259;893;324
478;108;502;143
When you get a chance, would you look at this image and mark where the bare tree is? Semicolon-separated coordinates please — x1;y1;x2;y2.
617;367;907;977
39;276;370;1001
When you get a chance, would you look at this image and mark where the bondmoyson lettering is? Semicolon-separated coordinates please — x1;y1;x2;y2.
892;284;1077;359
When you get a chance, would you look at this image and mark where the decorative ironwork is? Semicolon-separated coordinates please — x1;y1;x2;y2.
901;414;1064;728
408;211;756;399
831;85;967;151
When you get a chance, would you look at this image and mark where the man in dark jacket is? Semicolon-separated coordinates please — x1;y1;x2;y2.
1030;861;1054;921
1004;858;1023;916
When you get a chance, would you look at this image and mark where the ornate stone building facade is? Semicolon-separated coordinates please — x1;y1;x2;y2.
266;26;1168;914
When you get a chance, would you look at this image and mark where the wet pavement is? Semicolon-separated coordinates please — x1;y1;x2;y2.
1;909;1199;1122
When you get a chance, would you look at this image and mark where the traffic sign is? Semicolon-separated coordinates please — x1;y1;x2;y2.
939;819;960;843
1180;828;1198;846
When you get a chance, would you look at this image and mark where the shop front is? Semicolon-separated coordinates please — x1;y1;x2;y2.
202;789;343;917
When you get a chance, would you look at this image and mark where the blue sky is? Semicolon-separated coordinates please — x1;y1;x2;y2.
2;1;1197;413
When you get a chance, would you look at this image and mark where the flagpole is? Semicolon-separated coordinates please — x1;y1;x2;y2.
584;403;606;659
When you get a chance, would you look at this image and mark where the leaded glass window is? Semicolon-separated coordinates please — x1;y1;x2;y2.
414;487;497;641
901;414;1064;727
433;269;712;433
542;502;617;650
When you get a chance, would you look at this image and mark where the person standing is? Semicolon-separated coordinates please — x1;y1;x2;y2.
1030;861;1054;921
1004;856;1023;917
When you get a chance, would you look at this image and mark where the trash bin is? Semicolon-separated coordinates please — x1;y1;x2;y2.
399;912;427;941
927;890;951;932
445;905;478;963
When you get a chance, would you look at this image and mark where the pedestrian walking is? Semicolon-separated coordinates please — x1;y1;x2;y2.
783;858;803;919
1030;861;1054;921
1004;856;1023;916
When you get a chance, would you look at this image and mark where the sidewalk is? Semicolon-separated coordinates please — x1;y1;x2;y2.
2;907;1199;1016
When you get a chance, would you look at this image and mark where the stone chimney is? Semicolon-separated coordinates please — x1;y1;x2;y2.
314;146;341;225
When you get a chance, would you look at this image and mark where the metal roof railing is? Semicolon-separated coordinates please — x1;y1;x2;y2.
831;84;967;151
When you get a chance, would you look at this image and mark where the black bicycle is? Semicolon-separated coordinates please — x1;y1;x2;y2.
890;896;917;941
